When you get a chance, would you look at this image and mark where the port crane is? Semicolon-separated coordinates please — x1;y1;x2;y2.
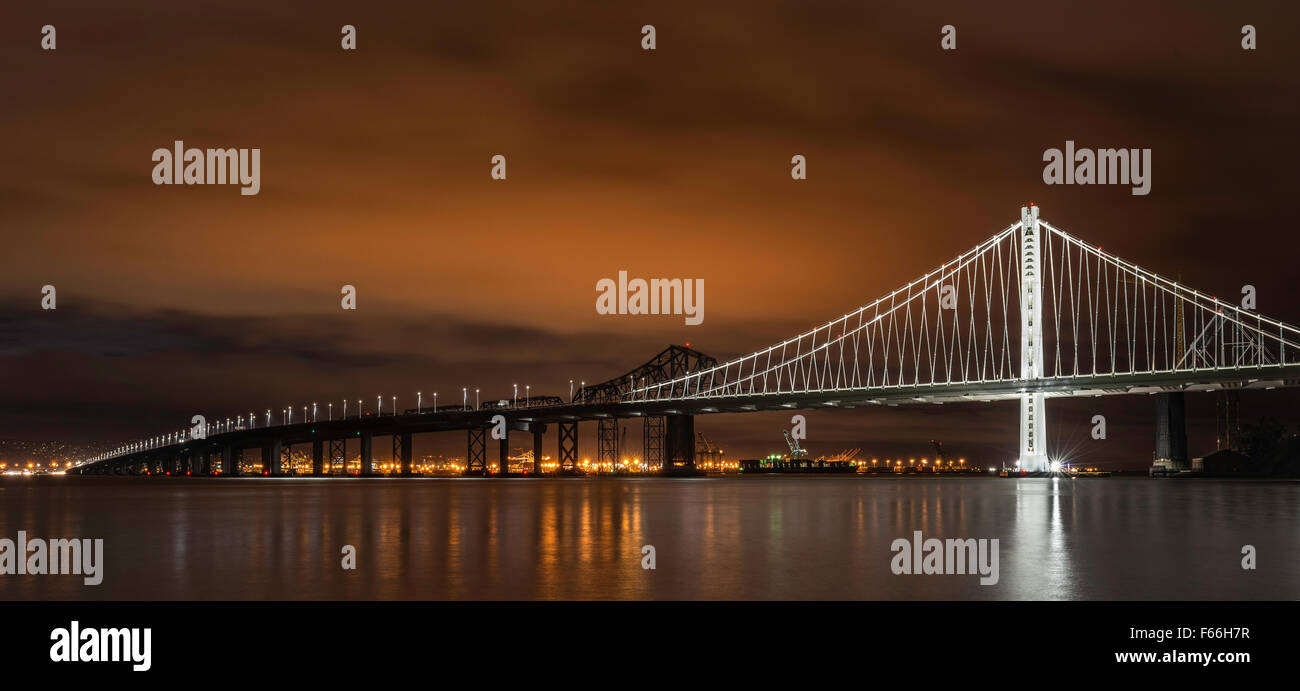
930;439;971;470
827;448;861;463
783;429;809;460
696;433;727;471
930;439;947;466
697;432;719;456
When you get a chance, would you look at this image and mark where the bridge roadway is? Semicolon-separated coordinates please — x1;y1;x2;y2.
70;362;1300;477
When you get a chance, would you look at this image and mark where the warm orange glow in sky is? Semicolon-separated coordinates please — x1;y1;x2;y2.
3;2;1298;465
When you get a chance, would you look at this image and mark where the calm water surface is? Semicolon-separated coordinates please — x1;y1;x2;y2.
1;476;1295;600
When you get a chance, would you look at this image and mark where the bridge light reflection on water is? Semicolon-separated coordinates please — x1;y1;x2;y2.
7;475;1294;599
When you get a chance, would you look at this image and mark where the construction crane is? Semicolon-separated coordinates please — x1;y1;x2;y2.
783;429;809;460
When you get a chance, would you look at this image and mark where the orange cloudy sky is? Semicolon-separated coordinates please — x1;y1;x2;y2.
2;1;1298;464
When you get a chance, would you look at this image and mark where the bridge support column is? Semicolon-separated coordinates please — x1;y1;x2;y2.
498;429;509;475
1017;204;1050;473
664;414;696;474
644;416;665;471
533;429;543;474
597;418;618;470
466;428;486;476
312;440;324;476
398;432;413;476
1152;392;1189;474
260;444;273;476
223;446;237;477
558;422;577;473
1018;394;1049;472
329;439;346;475
271;439;286;476
360;432;373;476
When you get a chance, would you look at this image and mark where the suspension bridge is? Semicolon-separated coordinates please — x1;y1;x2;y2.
72;205;1300;477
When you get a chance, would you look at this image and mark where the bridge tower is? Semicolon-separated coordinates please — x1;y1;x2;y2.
1018;204;1050;472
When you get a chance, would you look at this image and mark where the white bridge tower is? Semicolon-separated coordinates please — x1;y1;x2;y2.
1018;204;1050;472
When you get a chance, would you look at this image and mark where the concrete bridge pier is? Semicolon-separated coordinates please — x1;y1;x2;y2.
498;429;509;475
533;428;543;474
359;431;373;476
312;440;324;476
1152;391;1189;475
223;445;237;477
663;413;696;474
